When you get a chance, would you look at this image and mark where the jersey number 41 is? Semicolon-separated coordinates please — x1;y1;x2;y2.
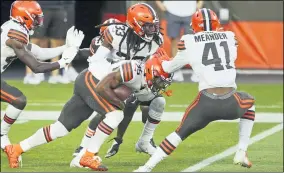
202;41;233;71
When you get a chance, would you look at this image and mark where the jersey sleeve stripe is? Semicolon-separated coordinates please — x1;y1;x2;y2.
127;62;133;81
122;64;128;82
177;40;185;50
8;30;28;44
122;62;133;82
8;29;27;38
104;28;113;44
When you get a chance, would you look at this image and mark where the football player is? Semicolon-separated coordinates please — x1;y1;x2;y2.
70;51;173;170
4;2;165;171
73;48;171;159
72;3;166;157
1;1;84;150
134;8;256;172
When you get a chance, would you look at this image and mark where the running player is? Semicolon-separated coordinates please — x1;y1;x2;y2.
134;8;255;172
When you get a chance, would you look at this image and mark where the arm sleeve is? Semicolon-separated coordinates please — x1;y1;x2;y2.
88;45;111;62
29;43;67;61
162;39;190;73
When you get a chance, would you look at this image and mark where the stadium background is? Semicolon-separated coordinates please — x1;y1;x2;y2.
0;1;283;172
1;1;283;80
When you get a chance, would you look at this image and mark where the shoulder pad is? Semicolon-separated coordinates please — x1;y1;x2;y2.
103;24;128;50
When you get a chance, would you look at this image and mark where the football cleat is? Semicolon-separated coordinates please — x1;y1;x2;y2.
4;144;23;168
73;146;83;157
233;149;252;168
135;140;157;155
133;165;152;172
70;154;89;169
105;137;123;158
80;153;108;171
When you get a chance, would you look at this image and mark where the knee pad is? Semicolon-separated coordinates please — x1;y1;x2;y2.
149;97;166;121
104;110;124;129
49;121;69;140
12;94;27;110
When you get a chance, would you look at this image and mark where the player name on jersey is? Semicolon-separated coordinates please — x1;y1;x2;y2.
194;33;228;42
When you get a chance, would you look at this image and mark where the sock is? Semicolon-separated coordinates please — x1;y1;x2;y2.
1;105;22;135
20;126;51;152
238;106;255;151
139;118;160;142
87;121;114;154
86;110;123;154
238;119;254;151
80;127;95;148
145;132;182;169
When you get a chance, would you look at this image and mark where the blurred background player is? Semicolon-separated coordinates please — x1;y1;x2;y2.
23;0;78;85
135;8;256;172
155;0;203;82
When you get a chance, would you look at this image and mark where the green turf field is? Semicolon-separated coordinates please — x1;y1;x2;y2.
0;121;283;172
1;81;283;172
1;81;283;112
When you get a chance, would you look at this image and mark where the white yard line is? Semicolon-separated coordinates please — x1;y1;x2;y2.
0;111;283;123
169;104;283;109
181;123;283;172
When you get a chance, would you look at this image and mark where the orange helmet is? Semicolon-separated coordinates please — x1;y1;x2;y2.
126;3;159;42
191;8;221;33
10;1;44;31
145;50;173;95
99;18;121;35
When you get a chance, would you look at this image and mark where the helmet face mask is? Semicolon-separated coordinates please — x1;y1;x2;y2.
147;70;173;96
32;14;44;29
141;21;159;42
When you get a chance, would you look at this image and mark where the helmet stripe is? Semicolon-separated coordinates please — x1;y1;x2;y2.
206;9;212;31
201;8;210;31
141;3;158;22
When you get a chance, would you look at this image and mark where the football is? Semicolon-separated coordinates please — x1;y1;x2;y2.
114;84;133;101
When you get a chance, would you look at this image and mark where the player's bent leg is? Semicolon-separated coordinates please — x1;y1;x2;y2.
134;93;211;171
233;91;255;168
140;105;156;148
73;113;105;157
136;96;165;155
105;95;140;158
4;94;93;168
79;110;124;171
1;80;27;149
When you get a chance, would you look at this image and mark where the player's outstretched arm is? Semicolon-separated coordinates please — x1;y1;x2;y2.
6;39;77;73
27;26;85;61
96;70;125;110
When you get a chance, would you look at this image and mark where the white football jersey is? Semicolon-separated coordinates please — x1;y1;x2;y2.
88;23;163;83
163;31;238;91
106;24;163;62
116;60;154;101
1;20;30;73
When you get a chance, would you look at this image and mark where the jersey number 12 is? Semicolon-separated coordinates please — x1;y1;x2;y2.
202;41;233;71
